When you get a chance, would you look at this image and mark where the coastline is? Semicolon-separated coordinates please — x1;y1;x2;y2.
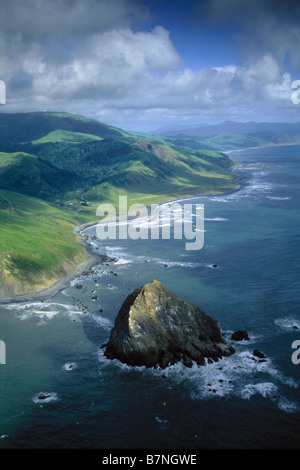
0;230;103;305
222;140;300;155
0;158;247;305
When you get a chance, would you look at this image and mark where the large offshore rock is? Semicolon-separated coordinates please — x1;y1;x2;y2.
104;280;235;368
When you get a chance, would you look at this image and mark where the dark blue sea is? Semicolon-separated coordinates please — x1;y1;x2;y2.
0;144;299;449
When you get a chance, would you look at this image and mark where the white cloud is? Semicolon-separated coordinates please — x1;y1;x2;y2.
1;0;299;130
3;41;295;129
235;56;280;91
12;26;180;102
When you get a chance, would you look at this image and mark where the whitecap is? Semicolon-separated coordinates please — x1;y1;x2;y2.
274;318;300;331
63;362;77;371
32;392;58;404
205;264;219;269
267;196;290;200
240;382;278;400
154;258;199;268
210;177;274;203
277;397;300;414
240;165;268;171
205;217;229;221
113;258;132;265
105;245;125;251
3;301;83;320
91;313;113;331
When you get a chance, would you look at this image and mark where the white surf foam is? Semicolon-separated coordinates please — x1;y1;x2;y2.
154;258;200;268
91;313;113;331
267;196;291;201
205;217;229;221
113;258;132;265
97;347;299;413
62;362;77;371
32;392;58;404
277;397;300;413
3;301;83;320
274;317;300;331
240;382;278;400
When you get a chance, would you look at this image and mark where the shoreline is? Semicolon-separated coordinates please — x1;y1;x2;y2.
0;185;242;306
222;140;300;155
0;141;269;306
0;236;103;305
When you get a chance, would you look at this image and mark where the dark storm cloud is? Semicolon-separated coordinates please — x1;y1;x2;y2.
1;0;149;41
199;0;300;71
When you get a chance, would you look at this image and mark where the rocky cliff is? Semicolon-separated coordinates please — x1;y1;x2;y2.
104;280;235;368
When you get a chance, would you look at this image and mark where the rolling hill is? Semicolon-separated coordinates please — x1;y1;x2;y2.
0;151;78;199
154;120;300;140
0;111;130;143
154;120;300;151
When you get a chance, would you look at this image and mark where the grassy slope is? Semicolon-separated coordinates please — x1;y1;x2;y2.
68;141;238;218
0;189;90;298
0;151;78;199
32;129;103;144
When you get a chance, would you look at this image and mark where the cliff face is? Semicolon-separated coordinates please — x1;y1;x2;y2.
104;280;235;368
0;268;54;300
0;246;92;303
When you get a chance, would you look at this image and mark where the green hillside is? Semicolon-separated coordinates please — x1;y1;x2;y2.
0;189;90;299
0;111;240;299
0;111;130;143
0;151;78;199
32;129;103;144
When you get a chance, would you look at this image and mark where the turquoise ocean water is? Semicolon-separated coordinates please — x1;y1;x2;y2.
0;144;299;449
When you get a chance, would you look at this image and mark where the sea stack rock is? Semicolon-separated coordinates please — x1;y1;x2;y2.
104;280;235;368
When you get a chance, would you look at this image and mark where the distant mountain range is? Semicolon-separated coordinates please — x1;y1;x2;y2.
152;120;300;139
150;121;300;153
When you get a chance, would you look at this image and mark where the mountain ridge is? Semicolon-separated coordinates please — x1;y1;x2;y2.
151;120;300;138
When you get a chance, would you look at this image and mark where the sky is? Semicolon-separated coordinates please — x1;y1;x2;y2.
1;0;300;132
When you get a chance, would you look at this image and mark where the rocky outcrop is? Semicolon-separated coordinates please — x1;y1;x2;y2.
253;349;266;359
231;330;250;341
104;280;235;368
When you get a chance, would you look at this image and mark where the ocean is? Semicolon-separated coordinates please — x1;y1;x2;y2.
0;144;299;449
